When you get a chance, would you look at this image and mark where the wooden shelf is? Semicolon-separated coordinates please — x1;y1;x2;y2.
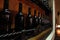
28;28;52;40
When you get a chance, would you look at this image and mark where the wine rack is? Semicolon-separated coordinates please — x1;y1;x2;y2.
0;0;52;40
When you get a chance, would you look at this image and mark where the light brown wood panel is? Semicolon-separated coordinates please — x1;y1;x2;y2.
9;0;19;12
0;0;43;16
55;0;60;24
22;0;42;16
22;3;28;15
0;0;4;10
31;8;34;16
36;10;38;17
0;0;19;12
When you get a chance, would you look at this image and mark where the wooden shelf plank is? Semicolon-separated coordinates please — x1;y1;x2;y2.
28;28;52;40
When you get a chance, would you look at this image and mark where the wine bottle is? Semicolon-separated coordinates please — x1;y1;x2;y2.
38;12;41;24
0;0;12;34
37;12;41;33
33;10;38;28
14;3;24;40
26;7;33;29
25;7;35;39
15;3;24;32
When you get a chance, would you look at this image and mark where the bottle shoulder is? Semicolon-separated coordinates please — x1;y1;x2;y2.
0;9;12;15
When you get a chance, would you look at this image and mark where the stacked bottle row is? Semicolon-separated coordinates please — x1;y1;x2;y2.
0;0;52;40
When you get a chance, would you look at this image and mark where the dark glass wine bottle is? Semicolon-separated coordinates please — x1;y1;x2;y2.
33;10;38;28
32;10;39;35
26;7;33;29
14;3;24;40
0;0;12;34
36;15;38;26
15;3;24;32
25;7;35;39
38;12;41;24
37;12;42;33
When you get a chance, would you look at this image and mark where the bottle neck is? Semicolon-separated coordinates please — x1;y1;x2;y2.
34;13;36;16
38;12;40;17
19;8;22;13
28;9;31;14
18;3;22;15
34;10;36;16
28;8;31;16
4;0;9;9
34;12;36;18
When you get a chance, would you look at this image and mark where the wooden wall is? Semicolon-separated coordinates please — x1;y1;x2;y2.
0;0;45;16
55;0;60;24
0;0;45;28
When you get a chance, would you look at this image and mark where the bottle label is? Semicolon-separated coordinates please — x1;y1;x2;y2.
35;16;36;18
30;18;32;24
21;16;23;21
36;18;38;22
5;15;9;18
39;17;40;19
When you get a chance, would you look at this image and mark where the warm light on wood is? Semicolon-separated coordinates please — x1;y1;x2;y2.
56;29;60;35
56;25;60;28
